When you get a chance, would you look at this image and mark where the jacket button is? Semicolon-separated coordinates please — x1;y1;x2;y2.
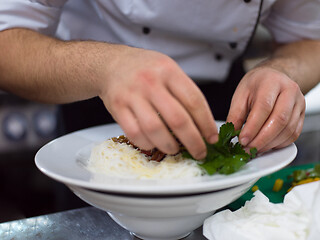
243;0;251;3
142;27;151;34
229;42;237;49
215;53;223;61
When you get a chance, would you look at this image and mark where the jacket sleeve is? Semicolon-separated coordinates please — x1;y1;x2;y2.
0;0;68;36
262;0;320;43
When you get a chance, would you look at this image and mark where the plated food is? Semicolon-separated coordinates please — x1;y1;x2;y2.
87;136;204;180
35;122;297;194
87;122;257;180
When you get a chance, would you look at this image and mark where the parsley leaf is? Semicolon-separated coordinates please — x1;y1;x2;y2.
182;122;257;175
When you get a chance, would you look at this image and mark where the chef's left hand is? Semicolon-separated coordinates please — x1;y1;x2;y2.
226;66;305;153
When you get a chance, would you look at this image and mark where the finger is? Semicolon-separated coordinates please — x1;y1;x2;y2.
227;84;250;131
166;72;218;143
259;101;302;152
112;106;155;150
239;83;280;147
129;96;180;154
246;90;296;151
274;109;305;150
150;86;208;160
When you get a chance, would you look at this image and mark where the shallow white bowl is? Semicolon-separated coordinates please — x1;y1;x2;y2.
68;179;257;240
35;122;297;239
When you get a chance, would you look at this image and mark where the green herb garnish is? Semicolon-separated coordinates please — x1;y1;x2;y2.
182;122;257;175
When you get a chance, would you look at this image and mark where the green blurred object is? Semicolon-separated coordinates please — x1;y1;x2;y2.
228;162;320;211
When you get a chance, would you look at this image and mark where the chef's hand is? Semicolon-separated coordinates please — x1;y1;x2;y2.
227;66;305;153
99;47;218;159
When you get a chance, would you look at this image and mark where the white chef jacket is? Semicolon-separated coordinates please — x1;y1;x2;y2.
0;0;319;81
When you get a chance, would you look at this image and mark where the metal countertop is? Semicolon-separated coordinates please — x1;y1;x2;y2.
0;207;205;240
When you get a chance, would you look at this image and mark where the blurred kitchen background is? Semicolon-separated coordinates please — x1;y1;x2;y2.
0;94;89;223
1;25;320;223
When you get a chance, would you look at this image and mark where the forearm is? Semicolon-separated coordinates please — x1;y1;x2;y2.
255;40;320;94
0;28;123;103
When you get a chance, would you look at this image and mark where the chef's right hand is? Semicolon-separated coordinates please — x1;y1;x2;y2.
99;46;218;159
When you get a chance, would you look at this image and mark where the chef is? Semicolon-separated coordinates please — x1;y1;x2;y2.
0;0;319;160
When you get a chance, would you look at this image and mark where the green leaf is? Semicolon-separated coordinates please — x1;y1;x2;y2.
250;147;258;159
230;142;247;156
218;155;248;175
217;122;235;147
233;129;241;137
183;122;257;176
198;155;224;175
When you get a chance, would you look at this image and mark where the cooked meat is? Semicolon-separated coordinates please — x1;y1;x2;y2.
111;135;166;162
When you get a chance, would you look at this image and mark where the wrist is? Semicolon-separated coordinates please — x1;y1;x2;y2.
53;40;129;100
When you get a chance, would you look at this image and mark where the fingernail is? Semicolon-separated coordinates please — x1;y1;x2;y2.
208;134;219;144
240;137;249;146
195;151;207;160
244;147;251;154
167;143;179;154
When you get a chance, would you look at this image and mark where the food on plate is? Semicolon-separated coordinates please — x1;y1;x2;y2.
181;122;257;175
87;122;257;179
110;135;167;162
87;137;204;179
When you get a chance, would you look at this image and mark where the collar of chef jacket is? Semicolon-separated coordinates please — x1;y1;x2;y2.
4;0;320;81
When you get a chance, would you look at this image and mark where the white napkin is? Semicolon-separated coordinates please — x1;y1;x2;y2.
203;181;320;240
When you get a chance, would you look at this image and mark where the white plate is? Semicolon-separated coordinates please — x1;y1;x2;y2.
35;122;297;195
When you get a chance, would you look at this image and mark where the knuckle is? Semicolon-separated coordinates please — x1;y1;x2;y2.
275;112;289;126
134;56;175;88
184;93;203;112
289;81;300;92
156;55;175;71
108;99;125;115
287;81;303;97
230;115;245;128
252;137;268;151
259;98;274;112
110;95;125;107
285;127;295;137
143;119;163;134
135;70;158;89
280;127;296;144
110;94;127;108
167;114;188;130
155;56;178;80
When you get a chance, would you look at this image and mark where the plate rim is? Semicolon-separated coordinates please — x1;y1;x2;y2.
35;123;297;196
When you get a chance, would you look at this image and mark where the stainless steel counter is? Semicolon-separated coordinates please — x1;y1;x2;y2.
0;207;205;240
